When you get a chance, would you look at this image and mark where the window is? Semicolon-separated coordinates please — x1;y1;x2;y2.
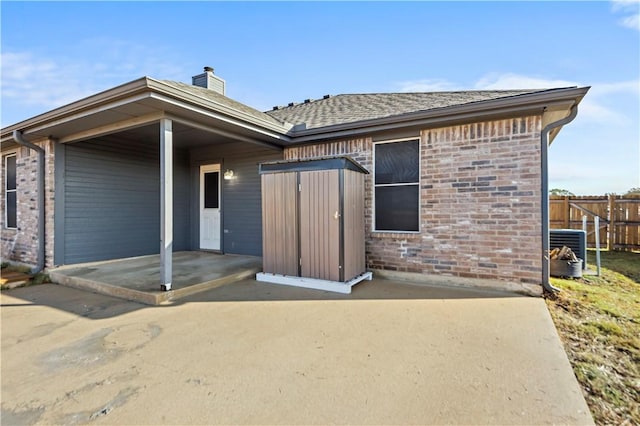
4;154;17;229
374;139;420;232
204;171;219;208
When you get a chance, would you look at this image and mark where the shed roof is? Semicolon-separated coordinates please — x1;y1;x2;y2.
265;89;564;131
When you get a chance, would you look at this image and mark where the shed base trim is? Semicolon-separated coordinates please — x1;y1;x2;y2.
256;272;373;294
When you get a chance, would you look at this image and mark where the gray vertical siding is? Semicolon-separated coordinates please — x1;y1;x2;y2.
173;148;191;251
62;137;190;264
190;142;283;256
60;135;279;264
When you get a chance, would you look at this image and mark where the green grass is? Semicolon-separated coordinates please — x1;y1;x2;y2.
546;249;640;425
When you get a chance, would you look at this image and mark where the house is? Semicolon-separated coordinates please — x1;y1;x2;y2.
0;67;589;295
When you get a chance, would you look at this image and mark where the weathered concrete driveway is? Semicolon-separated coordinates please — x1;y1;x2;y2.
1;279;593;425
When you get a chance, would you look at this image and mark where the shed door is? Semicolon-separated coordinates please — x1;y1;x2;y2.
261;172;299;276
300;170;340;281
200;164;221;250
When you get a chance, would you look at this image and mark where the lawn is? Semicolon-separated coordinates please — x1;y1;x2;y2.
545;250;640;425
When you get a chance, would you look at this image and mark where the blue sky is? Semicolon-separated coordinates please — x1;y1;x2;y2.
1;1;638;195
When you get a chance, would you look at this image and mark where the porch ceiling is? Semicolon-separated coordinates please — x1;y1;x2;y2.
107;121;249;149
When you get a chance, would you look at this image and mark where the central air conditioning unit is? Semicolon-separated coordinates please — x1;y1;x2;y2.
550;229;587;270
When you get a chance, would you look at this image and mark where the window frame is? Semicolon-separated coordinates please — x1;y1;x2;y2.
372;137;421;233
4;152;17;230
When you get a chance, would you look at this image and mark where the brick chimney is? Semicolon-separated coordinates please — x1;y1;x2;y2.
192;66;226;95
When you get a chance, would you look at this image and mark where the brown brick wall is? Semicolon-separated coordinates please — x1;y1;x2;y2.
1;139;55;267
284;116;543;291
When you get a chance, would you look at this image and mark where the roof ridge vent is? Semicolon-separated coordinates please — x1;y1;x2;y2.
192;66;226;95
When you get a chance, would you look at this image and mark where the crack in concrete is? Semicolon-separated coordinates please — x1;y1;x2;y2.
58;387;139;425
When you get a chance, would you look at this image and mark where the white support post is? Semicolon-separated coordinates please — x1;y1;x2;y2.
582;215;588;266
160;118;173;291
594;216;601;276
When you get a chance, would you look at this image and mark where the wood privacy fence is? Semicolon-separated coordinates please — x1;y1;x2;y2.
550;195;640;251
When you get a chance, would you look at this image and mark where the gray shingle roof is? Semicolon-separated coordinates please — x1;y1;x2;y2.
264;90;558;131
160;80;289;128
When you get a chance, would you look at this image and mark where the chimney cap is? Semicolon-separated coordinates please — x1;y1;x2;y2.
204;66;214;73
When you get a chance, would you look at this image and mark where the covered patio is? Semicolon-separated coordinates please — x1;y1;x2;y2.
49;251;262;305
4;71;293;292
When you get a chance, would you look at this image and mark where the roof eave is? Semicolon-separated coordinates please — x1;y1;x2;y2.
1;77;293;146
1;77;152;144
145;78;293;135
287;87;590;144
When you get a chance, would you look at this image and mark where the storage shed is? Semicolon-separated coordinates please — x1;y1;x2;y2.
256;156;372;293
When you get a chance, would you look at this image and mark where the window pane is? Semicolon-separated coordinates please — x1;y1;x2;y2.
6;191;16;228
375;140;419;184
375;185;419;231
204;172;219;208
6;156;16;190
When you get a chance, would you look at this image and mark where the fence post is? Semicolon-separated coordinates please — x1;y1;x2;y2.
608;194;616;251
595;216;601;276
582;215;588;265
563;196;570;228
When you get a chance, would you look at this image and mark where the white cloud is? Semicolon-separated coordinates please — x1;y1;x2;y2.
611;0;640;31
612;0;639;11
549;163;638;195
1;51;95;108
620;13;640;30
589;80;640;96
473;73;576;90
1;41;189;120
395;78;462;92
397;72;638;125
474;73;639;125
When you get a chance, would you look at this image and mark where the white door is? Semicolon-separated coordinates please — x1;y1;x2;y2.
200;164;221;250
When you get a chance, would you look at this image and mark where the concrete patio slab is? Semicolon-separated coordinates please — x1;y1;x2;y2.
0;280;593;425
48;251;262;305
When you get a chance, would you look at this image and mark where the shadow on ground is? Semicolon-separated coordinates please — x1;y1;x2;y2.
594;250;640;282
1;284;146;320
178;277;520;304
1;278;521;320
